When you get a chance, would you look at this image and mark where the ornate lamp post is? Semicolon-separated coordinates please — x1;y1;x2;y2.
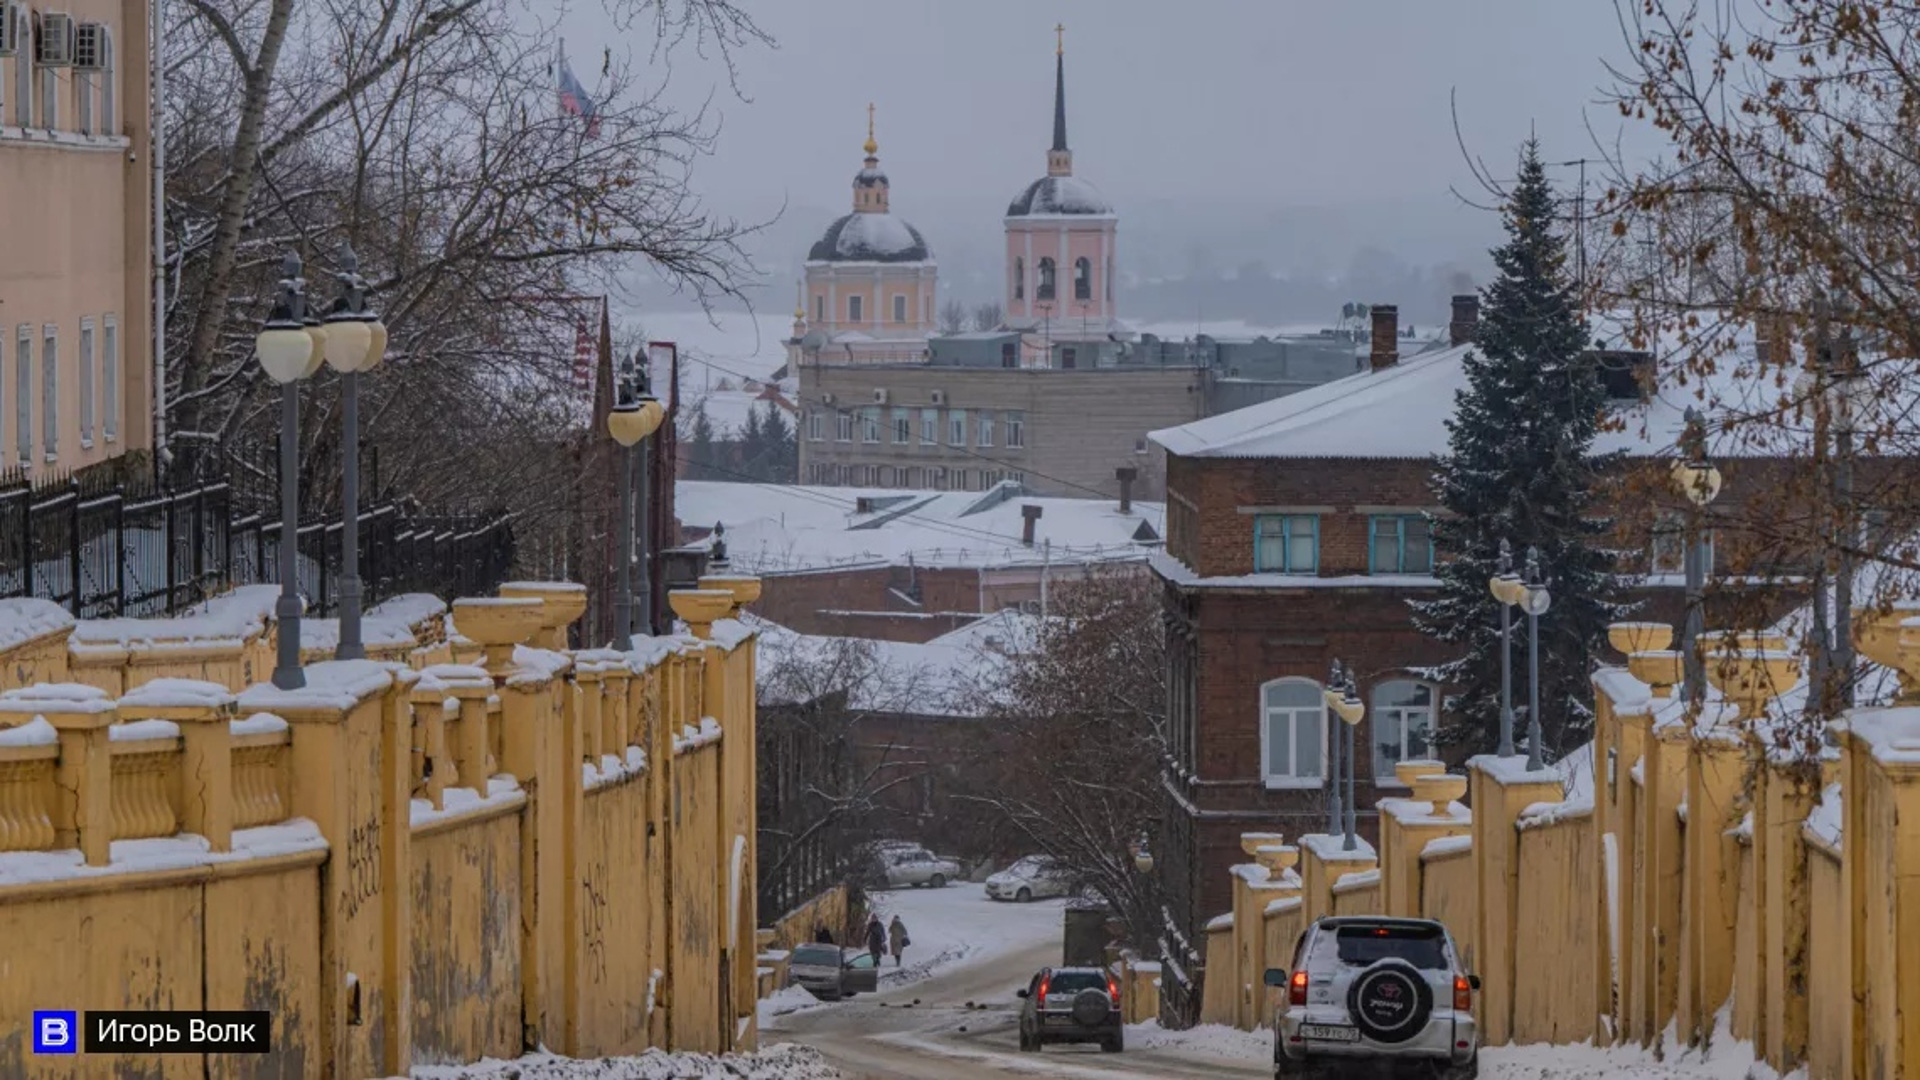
255;253;327;690
1132;831;1154;874
1330;668;1366;850
608;352;665;651
1324;660;1346;835
1520;547;1553;771
322;247;387;660
1489;539;1526;757
1671;407;1723;708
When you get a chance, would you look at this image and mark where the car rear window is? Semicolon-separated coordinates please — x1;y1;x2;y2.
1331;925;1448;970
1046;971;1107;993
792;946;840;965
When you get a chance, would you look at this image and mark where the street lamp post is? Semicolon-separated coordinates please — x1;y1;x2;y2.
1325;660;1345;835
1671;407;1723;709
1489;539;1525;757
323;247;388;660
608;352;665;651
1132;831;1154;874
1332;671;1365;850
255;253;327;690
1520;547;1553;771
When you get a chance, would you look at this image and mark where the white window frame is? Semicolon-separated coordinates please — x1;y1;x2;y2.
41;323;57;460
891;407;910;445
1260;677;1327;789
38;52;56;130
1005;410;1025;449
836;410;854;443
948;408;967;447
861;407;880;444
977;415;993;448
102;313;117;441
12;8;33;128
919;407;936;445
14;325;30;463
1370;680;1438;787
75;54;92;134
1651;509;1713;576
78;316;93;446
807;408;824;441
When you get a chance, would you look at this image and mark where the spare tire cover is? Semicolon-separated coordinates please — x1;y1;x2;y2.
1347;960;1432;1044
1071;988;1112;1026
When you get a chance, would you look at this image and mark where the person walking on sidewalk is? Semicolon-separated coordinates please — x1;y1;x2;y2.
865;914;886;967
888;914;910;967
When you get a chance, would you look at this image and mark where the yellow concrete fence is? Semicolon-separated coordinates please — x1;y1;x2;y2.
1192;617;1920;1080
0;578;765;1078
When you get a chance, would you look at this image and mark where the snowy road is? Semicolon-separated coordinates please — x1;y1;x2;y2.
762;883;1772;1080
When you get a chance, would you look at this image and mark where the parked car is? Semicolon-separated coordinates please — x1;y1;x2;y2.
786;943;880;1001
1016;966;1124;1052
1264;916;1480;1080
986;855;1073;902
873;847;961;889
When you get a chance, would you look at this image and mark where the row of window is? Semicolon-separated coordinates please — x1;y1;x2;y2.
804;462;1023;491
1;12;118;136
7;315;120;466
1011;254;1113;304
1253;512;1435;576
812;292;929;325
807;406;1026;449
1261;677;1436;789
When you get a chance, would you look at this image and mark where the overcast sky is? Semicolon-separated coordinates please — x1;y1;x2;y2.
553;0;1671;307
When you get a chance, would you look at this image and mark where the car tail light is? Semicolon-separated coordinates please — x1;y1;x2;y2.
1108;976;1121;1004
1038;975;1050;1000
1288;970;1308;1007
1454;975;1472;1011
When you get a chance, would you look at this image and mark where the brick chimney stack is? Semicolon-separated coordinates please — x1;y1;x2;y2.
1021;504;1043;546
1116;467;1138;514
1450;295;1479;347
1370;305;1399;372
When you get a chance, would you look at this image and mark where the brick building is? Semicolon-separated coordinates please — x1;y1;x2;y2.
1147;302;1819;1007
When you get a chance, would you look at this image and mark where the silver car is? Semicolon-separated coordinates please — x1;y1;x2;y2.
786;943;880;1001
985;855;1073;902
878;847;960;889
1264;916;1480;1080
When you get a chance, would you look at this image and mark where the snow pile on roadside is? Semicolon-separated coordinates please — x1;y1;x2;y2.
756;984;821;1025
1480;1032;1758;1079
1123;1020;1270;1061
406;1044;841;1079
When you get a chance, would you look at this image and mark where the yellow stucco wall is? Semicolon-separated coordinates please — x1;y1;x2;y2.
1806;841;1846;1080
1512;813;1596;1044
576;773;654;1057
410;806;525;1066
1420;846;1477;976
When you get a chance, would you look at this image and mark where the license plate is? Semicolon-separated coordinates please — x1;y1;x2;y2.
1299;1023;1359;1042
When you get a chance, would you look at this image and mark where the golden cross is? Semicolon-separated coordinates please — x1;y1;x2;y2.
1055;23;1064;54
867;102;875;140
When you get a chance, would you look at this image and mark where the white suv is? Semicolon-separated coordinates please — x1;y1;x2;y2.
1264;916;1480;1080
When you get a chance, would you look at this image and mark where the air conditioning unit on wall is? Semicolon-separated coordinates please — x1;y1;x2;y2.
72;21;103;69
819;392;836;406
0;3;19;55
36;11;75;66
929;389;946;406
872;388;889;405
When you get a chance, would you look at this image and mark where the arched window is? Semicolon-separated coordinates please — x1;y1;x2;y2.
1073;257;1091;300
848;294;863;323
1037;257;1056;301
1371;680;1437;784
1106;254;1114;302
1260;678;1326;788
814;295;824;323
1014;257;1025;300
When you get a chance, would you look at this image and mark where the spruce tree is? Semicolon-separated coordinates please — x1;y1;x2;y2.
739;403;767;480
759;402;797;482
685;402;718;481
1409;139;1625;761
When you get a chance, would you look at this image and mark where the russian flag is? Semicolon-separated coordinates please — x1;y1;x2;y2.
557;56;601;138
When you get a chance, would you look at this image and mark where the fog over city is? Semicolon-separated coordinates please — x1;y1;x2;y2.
549;0;1670;328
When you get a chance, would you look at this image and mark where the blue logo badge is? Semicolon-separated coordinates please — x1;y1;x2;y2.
33;1010;77;1054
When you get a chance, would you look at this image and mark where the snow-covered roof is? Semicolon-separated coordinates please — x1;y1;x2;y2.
1006;175;1114;217
674;480;1163;574
749;609;1038;716
808;212;932;263
1151;324;1900;461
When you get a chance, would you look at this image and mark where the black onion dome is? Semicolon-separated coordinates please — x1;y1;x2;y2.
807;212;932;263
855;166;888;188
1005;175;1114;217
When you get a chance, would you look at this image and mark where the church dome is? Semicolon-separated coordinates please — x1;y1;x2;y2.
808;212;931;263
1005;174;1113;217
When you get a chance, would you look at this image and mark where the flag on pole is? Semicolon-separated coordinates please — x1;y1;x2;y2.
556;48;602;138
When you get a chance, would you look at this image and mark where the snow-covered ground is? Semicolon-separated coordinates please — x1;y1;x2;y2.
862;881;1071;992
404;1044;841;1079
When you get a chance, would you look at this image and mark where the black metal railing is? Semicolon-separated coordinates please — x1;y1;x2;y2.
0;469;516;619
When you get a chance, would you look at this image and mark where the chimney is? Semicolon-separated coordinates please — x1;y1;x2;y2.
1450;295;1479;346
1021;503;1043;547
1116;467;1138;514
1370;305;1399;371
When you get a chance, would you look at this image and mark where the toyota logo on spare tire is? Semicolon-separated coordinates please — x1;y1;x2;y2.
1347;961;1431;1044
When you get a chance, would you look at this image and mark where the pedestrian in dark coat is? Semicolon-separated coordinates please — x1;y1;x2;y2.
865;914;886;966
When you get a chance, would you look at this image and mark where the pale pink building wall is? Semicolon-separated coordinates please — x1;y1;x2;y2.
0;0;153;476
805;263;938;338
1004;218;1117;331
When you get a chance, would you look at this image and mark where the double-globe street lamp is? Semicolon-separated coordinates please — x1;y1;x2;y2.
322;247;388;660
1489;541;1552;766
1323;661;1365;850
1671;406;1723;708
608;350;665;651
